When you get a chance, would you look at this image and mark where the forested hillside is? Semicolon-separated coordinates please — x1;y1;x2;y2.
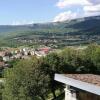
0;15;100;47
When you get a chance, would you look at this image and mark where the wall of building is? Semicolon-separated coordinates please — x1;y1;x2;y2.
78;91;100;100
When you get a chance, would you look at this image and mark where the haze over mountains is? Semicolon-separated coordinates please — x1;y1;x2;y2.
0;15;100;36
0;15;100;47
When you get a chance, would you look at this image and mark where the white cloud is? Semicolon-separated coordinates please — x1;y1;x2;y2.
53;11;78;22
84;4;100;12
54;0;100;22
84;11;100;17
56;0;92;8
88;0;100;5
55;0;100;19
83;3;100;17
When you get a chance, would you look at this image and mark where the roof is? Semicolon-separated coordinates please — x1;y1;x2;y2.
0;62;5;67
55;74;100;95
65;74;100;87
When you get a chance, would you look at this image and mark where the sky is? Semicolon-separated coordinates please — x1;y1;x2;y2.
0;0;100;25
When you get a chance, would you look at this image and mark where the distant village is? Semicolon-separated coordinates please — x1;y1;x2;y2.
0;47;55;70
13;34;100;47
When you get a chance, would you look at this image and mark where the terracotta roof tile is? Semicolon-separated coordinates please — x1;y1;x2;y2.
65;74;100;87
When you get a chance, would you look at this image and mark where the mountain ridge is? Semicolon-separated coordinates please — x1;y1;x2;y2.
0;15;100;35
0;15;100;47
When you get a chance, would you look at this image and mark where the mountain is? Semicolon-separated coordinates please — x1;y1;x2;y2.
0;15;100;36
0;15;100;47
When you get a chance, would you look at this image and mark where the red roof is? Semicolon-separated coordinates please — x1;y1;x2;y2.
39;48;50;53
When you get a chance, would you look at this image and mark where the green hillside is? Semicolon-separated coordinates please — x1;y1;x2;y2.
0;15;100;47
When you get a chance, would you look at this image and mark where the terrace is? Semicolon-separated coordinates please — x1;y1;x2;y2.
55;74;100;100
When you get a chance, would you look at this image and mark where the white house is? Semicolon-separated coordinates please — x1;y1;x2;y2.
3;56;10;62
30;50;35;56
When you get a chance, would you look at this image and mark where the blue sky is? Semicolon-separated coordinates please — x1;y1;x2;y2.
0;0;58;24
0;0;100;25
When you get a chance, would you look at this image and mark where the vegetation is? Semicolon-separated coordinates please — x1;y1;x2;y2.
0;83;3;100
0;16;100;47
0;44;100;100
0;15;100;100
2;58;50;100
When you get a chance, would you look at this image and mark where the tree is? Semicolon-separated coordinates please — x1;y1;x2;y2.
0;83;3;100
43;53;62;99
60;48;79;73
84;44;98;73
0;56;3;62
88;46;100;74
2;58;50;100
43;52;71;99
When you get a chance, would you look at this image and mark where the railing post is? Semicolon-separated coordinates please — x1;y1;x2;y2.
64;85;77;100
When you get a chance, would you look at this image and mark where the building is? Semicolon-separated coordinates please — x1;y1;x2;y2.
0;51;6;57
3;56;10;62
30;50;35;56
14;53;22;59
55;74;100;100
0;62;5;69
39;47;50;53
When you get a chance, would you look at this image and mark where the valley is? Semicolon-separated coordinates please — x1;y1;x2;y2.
0;16;100;48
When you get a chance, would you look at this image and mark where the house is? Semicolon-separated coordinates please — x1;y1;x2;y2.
14;53;22;59
35;51;45;57
30;50;35;56
3;56;10;62
34;47;52;57
24;51;29;56
39;47;51;53
0;62;5;69
0;51;6;57
55;74;100;100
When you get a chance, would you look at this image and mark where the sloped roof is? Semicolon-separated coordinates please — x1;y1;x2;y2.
65;74;100;87
55;74;100;95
